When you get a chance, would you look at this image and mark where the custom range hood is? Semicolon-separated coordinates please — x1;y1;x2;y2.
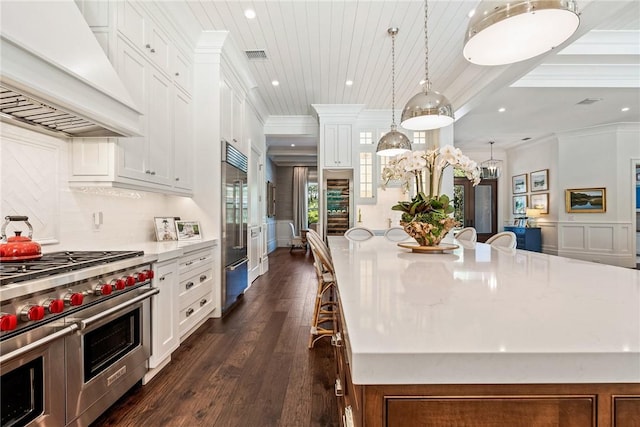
0;1;141;138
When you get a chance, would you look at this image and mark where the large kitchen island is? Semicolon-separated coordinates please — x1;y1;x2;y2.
327;236;640;426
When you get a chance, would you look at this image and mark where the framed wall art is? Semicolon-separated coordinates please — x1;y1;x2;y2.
175;220;202;241
530;193;549;214
512;174;527;194
530;169;549;192
154;217;178;241
565;188;606;213
513;195;528;215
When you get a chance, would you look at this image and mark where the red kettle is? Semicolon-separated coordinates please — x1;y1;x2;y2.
0;216;42;261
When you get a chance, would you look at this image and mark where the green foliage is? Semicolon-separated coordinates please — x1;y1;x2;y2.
391;193;454;223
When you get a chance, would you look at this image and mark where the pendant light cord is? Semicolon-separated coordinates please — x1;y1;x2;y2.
424;0;430;92
391;29;396;128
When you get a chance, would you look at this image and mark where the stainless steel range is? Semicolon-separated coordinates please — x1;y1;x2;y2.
0;250;158;427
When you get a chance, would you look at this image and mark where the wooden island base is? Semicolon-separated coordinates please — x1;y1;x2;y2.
340;382;640;427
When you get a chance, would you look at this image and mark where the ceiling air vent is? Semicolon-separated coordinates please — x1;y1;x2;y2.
245;50;267;60
576;98;603;105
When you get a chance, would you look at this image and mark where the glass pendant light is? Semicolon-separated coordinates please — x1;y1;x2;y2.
376;28;412;157
480;141;503;179
463;0;580;66
400;0;454;131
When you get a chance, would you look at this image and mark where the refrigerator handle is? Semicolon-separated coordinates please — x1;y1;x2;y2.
239;181;244;249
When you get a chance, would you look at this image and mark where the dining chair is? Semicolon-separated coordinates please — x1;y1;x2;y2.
344;226;375;241
455;227;477;243
384;227;410;242
288;222;306;253
486;231;517;249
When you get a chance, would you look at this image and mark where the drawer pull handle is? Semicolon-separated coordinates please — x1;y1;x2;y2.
200;275;207;282
159;276;166;281
150;48;156;53
331;332;343;347
199;257;206;261
145;44;151;49
186;308;194;317
200;299;207;307
334;378;343;397
185;261;193;266
186;282;194;290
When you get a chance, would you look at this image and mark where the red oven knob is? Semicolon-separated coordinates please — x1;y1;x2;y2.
94;283;113;296
136;272;148;282
125;275;136;286
145;269;155;279
0;313;18;331
112;278;126;290
43;298;64;314
64;292;84;306
20;305;45;322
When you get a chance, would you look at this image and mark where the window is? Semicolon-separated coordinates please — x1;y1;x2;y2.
413;131;427;146
359;152;373;198
359;131;373;145
308;182;318;225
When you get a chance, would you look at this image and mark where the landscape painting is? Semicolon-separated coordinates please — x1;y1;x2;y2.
530;169;549;192
565;188;606;213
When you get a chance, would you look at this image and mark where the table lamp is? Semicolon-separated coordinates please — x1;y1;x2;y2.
526;208;542;227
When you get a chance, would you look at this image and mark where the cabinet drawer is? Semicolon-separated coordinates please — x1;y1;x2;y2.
178;291;214;336
178;267;213;308
179;248;214;275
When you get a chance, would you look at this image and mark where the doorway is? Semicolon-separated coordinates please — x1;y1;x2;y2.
454;178;498;242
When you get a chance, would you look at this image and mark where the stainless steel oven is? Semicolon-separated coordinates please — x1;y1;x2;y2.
0;320;74;427
65;285;155;427
0;250;158;427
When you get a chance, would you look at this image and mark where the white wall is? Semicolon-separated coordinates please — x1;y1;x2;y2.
508;122;640;267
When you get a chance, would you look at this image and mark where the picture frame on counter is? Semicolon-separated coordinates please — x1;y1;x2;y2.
530;193;549;214
512;174;527;194
175;220;202;241
565;188;606;213
513;195;528;215
530;169;549;192
154;217;179;241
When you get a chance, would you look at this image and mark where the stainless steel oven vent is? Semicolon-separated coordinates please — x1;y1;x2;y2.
0;85;125;138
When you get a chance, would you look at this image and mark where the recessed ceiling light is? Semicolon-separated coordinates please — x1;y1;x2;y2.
621;107;630;112
271;80;279;86
498;107;506;112
244;9;256;19
290;144;296;147
345;80;353;86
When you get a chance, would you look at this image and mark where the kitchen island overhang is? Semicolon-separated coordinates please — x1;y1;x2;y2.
328;236;640;426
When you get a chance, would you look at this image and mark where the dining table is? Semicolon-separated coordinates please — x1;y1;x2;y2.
327;235;640;427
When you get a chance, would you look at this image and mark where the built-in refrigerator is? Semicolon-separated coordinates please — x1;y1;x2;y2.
222;142;248;314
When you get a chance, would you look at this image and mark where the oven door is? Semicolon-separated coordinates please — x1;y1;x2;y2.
0;322;76;427
65;287;157;427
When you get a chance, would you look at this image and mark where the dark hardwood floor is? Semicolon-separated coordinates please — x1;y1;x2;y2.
91;248;339;427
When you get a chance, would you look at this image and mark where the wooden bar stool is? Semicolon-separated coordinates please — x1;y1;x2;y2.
306;230;337;348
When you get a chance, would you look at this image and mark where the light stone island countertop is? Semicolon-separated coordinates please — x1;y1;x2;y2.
327;236;640;385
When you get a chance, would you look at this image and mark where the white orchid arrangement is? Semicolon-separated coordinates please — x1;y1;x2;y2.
381;145;481;198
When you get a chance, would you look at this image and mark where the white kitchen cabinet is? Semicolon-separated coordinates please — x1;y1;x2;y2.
116;0;171;76
70;0;194;195
220;75;244;146
117;37;172;187
323;124;352;168
178;247;216;339
173;89;193;190
148;259;179;371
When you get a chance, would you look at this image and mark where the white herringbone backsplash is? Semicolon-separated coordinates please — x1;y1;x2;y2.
1;123;200;250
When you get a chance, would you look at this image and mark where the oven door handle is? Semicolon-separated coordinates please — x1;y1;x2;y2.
78;288;159;330
0;323;79;364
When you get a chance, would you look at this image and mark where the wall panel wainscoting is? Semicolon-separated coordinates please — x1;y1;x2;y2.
558;221;635;267
91;248;339;427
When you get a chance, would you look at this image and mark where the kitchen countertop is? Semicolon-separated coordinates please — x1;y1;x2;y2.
328;236;640;385
48;238;218;263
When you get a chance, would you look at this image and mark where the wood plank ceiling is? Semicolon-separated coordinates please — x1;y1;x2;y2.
181;0;639;159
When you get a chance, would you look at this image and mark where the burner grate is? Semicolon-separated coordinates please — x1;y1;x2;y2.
0;251;144;285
